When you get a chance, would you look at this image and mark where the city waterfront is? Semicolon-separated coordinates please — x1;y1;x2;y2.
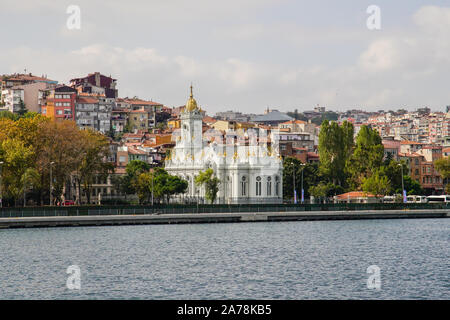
0;218;448;299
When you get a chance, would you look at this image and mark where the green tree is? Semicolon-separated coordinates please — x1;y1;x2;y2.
318;120;354;187
378;160;408;194
282;157;320;201
347;125;384;189
0;138;35;205
309;182;344;202
361;173;391;198
111;160;152;199
402;176;424;195
17;99;28;116
21;168;41;206
152;168;188;204
195;168;220;204
310;111;339;125
75;129;114;204
0;110;19;121
126;160;151;178
135;172;154;204
435;157;450;193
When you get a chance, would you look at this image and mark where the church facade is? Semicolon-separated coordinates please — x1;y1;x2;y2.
165;86;283;204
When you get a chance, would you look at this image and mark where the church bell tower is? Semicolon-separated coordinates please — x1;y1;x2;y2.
180;84;203;155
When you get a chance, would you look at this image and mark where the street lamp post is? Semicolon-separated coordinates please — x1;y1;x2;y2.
300;163;306;204
50;161;55;206
0;161;3;208
151;165;154;206
196;188;199;213
292;162;296;204
399;163;406;203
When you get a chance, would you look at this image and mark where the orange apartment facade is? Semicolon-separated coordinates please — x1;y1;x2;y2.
41;85;77;121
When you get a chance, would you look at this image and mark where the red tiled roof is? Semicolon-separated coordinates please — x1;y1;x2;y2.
203;116;217;123
125;99;162;106
77;96;99;104
128;147;147;155
382;141;400;149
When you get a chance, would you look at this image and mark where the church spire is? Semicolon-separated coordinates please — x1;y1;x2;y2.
185;83;198;112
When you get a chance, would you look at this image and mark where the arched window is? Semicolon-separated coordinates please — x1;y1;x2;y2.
256;176;261;196
241;176;247;196
267;176;272;196
275;176;280;197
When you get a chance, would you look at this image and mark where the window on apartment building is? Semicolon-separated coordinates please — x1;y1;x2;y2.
64;94;71;99
267;177;272;196
119;156;126;163
415;169;419;175
415;159;419;165
56;110;63;115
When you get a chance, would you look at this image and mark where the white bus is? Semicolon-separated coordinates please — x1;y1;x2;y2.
406;195;428;203
426;195;450;203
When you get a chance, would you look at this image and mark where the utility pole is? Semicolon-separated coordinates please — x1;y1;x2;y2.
151;166;154;206
50;161;54;206
300;163;305;203
23;182;26;207
293;163;296;204
399;163;406;203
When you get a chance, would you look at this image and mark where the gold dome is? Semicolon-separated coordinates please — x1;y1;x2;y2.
185;84;198;112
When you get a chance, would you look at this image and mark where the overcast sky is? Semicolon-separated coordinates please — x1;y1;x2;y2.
1;0;450;114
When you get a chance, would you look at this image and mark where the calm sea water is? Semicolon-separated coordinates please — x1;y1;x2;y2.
0;218;448;299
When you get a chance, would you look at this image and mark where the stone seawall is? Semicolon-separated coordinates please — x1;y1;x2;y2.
0;209;448;229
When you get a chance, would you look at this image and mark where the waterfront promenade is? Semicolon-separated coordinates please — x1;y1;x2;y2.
0;209;448;229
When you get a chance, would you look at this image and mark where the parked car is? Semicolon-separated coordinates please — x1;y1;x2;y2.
63;200;75;206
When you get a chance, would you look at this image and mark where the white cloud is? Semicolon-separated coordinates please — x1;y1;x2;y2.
1;4;450;113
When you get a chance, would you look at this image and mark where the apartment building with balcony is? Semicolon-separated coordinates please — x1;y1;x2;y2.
41;85;77;121
75;96;112;133
1;73;58;106
70;72;118;99
0;87;24;113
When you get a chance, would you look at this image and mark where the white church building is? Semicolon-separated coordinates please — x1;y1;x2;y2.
165;86;283;204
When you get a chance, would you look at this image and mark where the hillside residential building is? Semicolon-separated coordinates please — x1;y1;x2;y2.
41;85;77;121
